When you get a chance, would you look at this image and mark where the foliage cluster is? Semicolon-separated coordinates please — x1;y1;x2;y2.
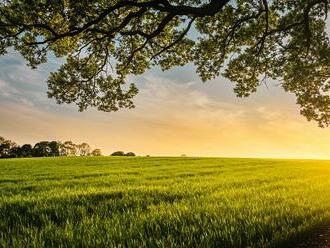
1;1;330;126
111;151;136;156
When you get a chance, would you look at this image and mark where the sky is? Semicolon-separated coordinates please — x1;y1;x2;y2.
1;49;330;159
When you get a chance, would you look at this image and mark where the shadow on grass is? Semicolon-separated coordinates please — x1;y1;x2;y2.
0;190;186;231
284;219;330;248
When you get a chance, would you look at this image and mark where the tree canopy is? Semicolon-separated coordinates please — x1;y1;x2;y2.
1;0;330;126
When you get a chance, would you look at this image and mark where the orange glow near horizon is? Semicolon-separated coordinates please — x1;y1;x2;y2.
2;63;330;160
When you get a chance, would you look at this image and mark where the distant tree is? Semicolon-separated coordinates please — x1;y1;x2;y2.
111;151;125;156
125;152;136;157
0;141;10;158
33;142;52;157
1;148;10;158
91;149;102;156
59;142;67;156
60;141;77;156
9;146;22;158
77;143;91;156
0;137;18;158
21;144;33;157
48;141;60;156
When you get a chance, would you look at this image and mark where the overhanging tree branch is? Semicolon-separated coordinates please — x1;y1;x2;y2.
1;0;330;126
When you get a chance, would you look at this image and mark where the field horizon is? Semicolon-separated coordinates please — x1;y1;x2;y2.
4;155;330;161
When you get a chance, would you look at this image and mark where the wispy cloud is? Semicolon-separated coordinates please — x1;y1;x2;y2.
0;79;18;97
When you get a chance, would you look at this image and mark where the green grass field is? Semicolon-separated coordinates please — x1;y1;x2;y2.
1;157;330;247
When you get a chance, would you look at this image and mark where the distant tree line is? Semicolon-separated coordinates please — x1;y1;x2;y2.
110;151;135;156
0;136;102;158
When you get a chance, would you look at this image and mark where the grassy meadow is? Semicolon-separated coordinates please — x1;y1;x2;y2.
1;157;330;247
